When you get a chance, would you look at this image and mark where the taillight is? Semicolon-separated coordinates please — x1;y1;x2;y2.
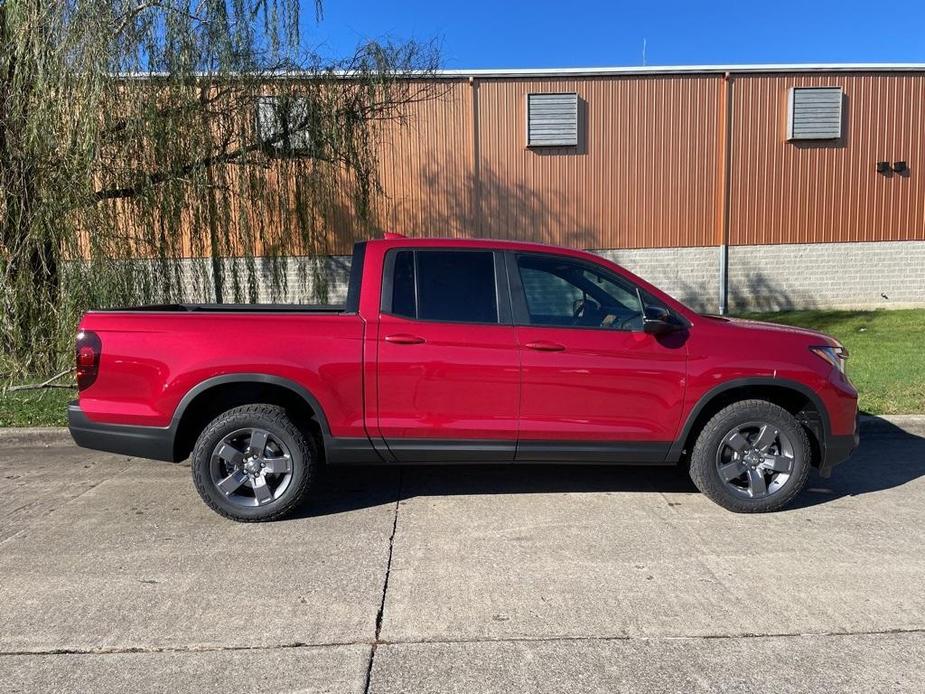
75;330;102;391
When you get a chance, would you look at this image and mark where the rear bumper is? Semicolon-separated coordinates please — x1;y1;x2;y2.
68;403;177;462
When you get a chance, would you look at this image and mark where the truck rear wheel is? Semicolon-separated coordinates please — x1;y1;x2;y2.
191;404;317;522
688;399;811;513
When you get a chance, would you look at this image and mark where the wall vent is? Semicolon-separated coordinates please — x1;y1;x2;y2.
256;95;318;155
527;93;579;147
787;87;843;140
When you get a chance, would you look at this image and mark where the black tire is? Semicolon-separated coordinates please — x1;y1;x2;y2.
688;399;811;513
191;404;317;522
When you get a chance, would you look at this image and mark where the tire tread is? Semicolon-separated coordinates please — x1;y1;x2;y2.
191;404;316;522
689;399;811;513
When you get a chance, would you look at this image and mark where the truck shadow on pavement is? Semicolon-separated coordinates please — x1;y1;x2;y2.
292;418;925;518
790;418;925;510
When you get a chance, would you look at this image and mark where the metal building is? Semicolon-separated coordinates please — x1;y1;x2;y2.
359;64;925;312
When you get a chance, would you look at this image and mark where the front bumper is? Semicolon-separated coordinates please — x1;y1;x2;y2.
819;418;860;478
68;403;177;462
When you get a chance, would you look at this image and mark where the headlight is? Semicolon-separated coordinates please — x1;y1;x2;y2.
810;345;849;374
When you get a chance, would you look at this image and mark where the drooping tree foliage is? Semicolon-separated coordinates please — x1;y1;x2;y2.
0;0;439;379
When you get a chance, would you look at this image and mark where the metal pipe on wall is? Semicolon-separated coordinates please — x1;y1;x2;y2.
717;71;734;314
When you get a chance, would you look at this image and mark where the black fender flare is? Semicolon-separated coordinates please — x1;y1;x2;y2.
667;377;831;462
170;372;333;441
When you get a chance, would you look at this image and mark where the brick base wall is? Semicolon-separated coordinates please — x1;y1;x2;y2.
602;240;925;313
169;240;925;313
594;247;720;312
171;256;353;304
726;241;925;312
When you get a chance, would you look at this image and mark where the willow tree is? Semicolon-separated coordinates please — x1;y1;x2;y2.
0;0;438;379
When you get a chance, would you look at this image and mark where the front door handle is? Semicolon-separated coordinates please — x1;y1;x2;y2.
385;333;426;345
525;340;565;352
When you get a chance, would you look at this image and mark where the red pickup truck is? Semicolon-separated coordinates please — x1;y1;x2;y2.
69;237;858;521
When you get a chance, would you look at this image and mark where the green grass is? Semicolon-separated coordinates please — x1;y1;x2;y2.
735;309;925;415
0;387;75;427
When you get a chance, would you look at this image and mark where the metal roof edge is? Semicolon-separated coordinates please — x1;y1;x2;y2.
437;63;925;78
113;63;925;81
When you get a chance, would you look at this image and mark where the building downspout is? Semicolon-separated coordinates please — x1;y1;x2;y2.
717;71;734;314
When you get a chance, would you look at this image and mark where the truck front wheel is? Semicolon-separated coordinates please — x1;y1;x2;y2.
688;399;811;513
191;404;317;522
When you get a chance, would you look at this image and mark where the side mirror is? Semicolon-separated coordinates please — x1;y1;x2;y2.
643;315;680;335
636;292;682;335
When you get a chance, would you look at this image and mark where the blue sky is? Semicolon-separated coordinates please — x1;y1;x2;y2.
306;1;925;68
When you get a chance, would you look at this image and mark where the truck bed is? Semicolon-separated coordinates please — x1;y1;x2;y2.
96;303;345;313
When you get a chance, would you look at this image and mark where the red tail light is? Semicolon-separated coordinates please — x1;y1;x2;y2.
75;330;102;391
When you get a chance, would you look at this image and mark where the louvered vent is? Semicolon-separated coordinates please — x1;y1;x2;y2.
256;96;316;154
527;93;579;147
787;87;843;140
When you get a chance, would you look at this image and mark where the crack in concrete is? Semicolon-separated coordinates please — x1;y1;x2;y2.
362;469;403;694
3;626;923;658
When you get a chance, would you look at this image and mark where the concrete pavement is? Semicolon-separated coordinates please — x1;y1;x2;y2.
1;417;924;692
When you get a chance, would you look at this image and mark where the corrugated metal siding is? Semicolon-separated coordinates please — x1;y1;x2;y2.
364;81;475;252
137;70;925;257
371;75;722;251
728;73;925;245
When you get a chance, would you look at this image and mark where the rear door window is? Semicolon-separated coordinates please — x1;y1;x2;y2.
384;250;499;324
390;250;416;318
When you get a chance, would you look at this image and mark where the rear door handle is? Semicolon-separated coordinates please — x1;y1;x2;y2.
385;333;426;345
525;341;565;352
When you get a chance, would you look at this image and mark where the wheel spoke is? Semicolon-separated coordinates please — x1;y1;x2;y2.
215;443;244;466
217;470;248;495
753;425;778;452
249;429;270;456
719;460;747;481
747;468;768;497
262;456;291;474
762;455;792;473
210;426;294;510
251;474;273;505
725;432;750;453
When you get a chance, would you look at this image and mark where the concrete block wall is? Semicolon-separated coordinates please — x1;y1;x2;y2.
726;241;925;312
173;256;353;304
603;240;925;313
168;240;925;313
594;247;720;312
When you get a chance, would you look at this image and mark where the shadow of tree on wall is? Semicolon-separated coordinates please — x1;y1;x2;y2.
378;159;596;251
727;269;818;314
354;158;833;313
664;278;716;313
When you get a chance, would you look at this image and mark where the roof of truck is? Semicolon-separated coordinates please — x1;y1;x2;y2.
369;235;597;255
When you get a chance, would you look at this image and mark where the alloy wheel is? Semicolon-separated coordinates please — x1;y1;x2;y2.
209;428;294;507
714;421;795;499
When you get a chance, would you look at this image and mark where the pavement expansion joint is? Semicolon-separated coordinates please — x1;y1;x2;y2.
362;469;403;694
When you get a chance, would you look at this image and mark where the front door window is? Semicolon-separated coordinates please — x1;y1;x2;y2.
516;254;646;331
